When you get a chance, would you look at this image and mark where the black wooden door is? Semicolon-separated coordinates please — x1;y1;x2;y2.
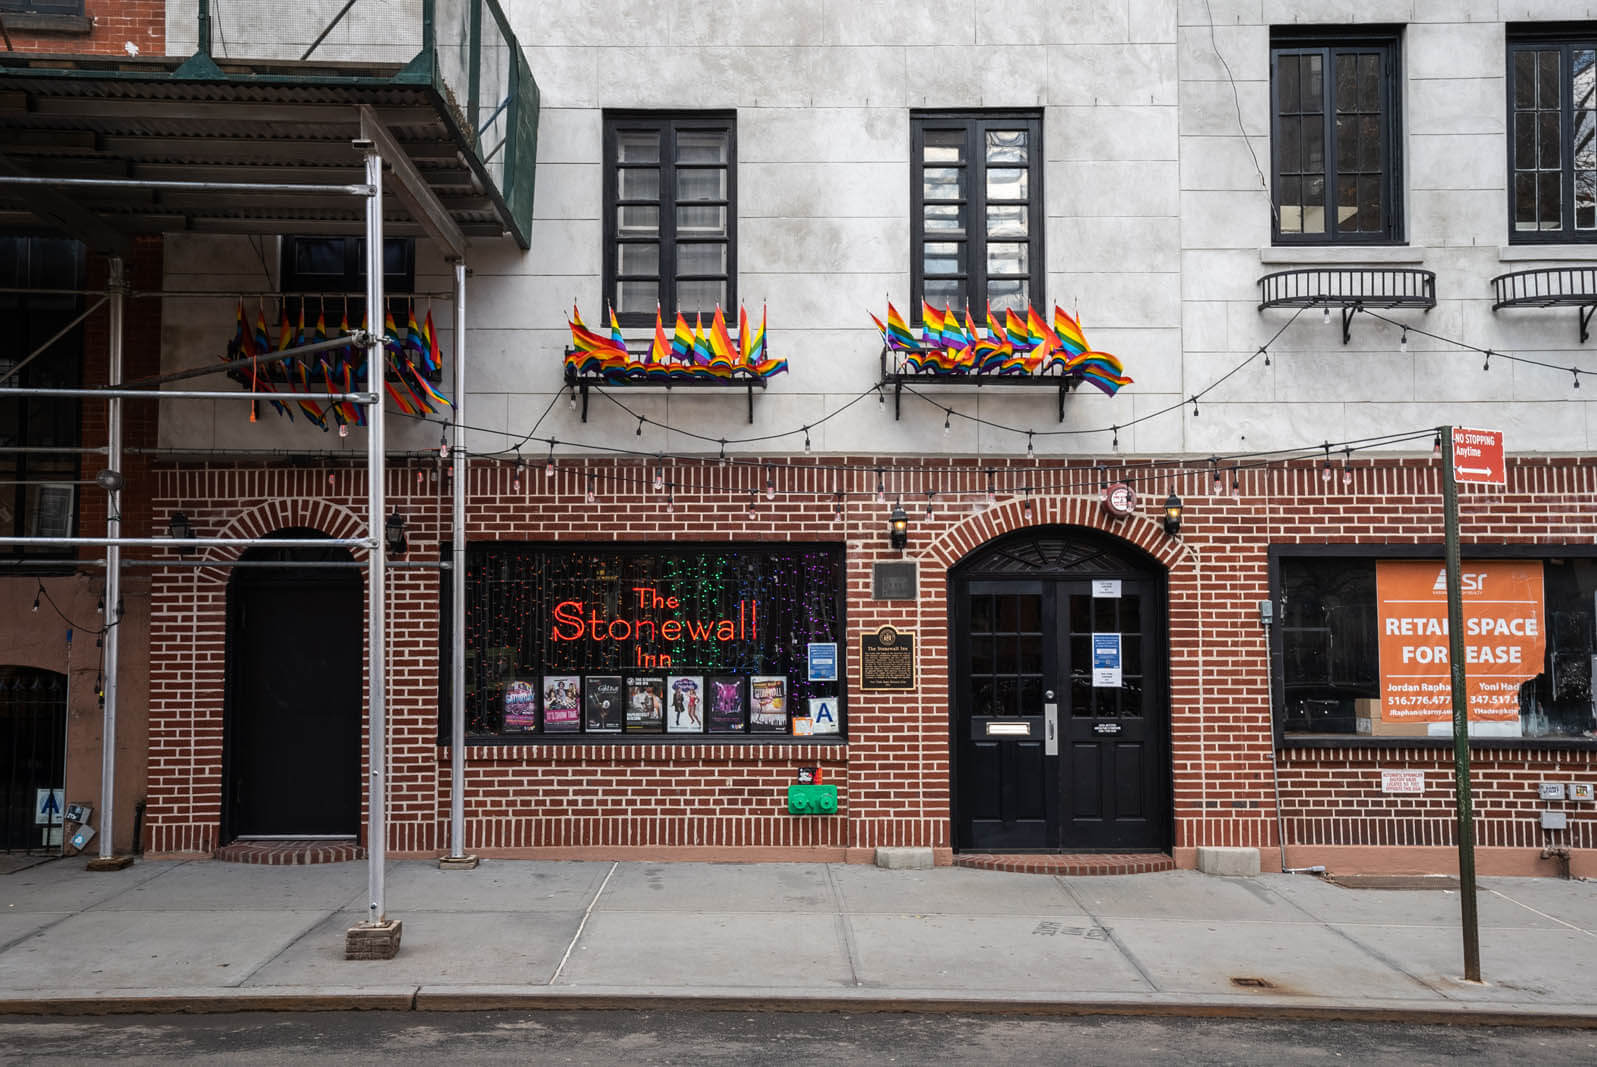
0;668;66;852
953;539;1168;853
226;568;361;838
954;581;1054;849
1058;581;1163;849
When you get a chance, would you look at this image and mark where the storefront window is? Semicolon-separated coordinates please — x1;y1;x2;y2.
1275;552;1597;741
448;544;845;740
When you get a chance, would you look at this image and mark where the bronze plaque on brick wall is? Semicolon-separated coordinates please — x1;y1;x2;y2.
860;625;915;691
872;561;917;600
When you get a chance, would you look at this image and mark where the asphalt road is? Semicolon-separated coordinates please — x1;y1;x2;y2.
0;1010;1594;1065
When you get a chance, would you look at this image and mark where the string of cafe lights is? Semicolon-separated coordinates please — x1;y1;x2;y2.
458;303;1316;460
389;398;1444;515
1357;306;1597;385
399;301;1316;477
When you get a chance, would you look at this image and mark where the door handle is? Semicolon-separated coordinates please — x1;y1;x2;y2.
1044;702;1058;756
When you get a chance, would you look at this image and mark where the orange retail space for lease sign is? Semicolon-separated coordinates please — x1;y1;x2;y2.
1375;560;1545;723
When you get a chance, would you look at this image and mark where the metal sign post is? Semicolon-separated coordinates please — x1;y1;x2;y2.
362;142;389;929
1440;424;1482;982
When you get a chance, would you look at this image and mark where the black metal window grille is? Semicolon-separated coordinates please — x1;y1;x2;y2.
910;111;1044;321
0;237;82;562
1271;31;1403;244
1508;30;1597;242
0;667;67;853
603;113;736;329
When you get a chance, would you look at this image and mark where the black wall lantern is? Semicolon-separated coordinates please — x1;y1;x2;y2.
384;510;408;558
888;504;909;550
1162;492;1183;537
167;511;195;556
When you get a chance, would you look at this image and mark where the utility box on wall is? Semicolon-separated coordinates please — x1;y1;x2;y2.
787;784;837;815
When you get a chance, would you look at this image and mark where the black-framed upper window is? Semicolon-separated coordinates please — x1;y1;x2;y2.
1508;27;1597;242
603;113;736;329
0;237;83;563
444;542;845;742
1272;547;1597;744
279;236;414;321
1271;29;1403;244
911;111;1043;320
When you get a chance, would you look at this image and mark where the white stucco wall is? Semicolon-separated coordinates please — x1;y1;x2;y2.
157;1;1597;460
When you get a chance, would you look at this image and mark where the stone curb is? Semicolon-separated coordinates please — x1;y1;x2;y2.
0;987;1594;1028
0;988;417;1016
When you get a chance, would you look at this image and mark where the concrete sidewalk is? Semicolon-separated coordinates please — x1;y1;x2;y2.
0;857;1592;1023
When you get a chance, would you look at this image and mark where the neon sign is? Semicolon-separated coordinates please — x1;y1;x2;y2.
550;585;760;668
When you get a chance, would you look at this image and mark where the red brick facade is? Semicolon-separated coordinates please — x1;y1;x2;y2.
2;1;164;57
141;453;1596;874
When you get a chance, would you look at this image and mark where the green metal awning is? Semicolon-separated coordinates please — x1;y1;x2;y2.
0;0;536;253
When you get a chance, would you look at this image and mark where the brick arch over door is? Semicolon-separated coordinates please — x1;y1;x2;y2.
144;500;366;856
171;498;368;588
920;495;1185;575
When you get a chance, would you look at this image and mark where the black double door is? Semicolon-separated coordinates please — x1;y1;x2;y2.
954;577;1167;852
225;562;361;839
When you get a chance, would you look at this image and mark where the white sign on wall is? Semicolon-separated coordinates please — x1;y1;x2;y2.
1381;771;1425;794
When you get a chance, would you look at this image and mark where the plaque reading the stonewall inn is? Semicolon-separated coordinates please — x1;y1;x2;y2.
860;625;915;691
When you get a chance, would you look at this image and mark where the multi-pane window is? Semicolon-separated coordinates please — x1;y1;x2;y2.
1271;31;1402;243
0;238;83;560
604;113;735;328
910;111;1043;318
1508;30;1597;241
279;235;414;322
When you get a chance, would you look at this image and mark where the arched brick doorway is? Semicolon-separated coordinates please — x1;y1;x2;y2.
222;530;361;841
949;526;1170;852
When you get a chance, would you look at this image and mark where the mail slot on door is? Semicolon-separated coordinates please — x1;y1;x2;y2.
972;716;1041;739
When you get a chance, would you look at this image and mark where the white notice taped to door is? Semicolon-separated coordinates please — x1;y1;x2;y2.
1092;633;1122;687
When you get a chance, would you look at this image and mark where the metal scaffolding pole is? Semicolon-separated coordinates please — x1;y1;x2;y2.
0;387;373;402
449;260;468;861
362;143;390;928
98;258;125;865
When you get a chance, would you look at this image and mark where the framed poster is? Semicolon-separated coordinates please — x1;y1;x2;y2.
625;676;665;733
584;675;624;733
749;675;787;732
666;675;705;733
502;677;539;734
542;675;582;732
706;676;746;732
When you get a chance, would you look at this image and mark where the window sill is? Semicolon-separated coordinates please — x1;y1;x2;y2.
0;13;93;35
1279;734;1597;753
1259;246;1424;266
1497;245;1597;263
443;735;848;750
